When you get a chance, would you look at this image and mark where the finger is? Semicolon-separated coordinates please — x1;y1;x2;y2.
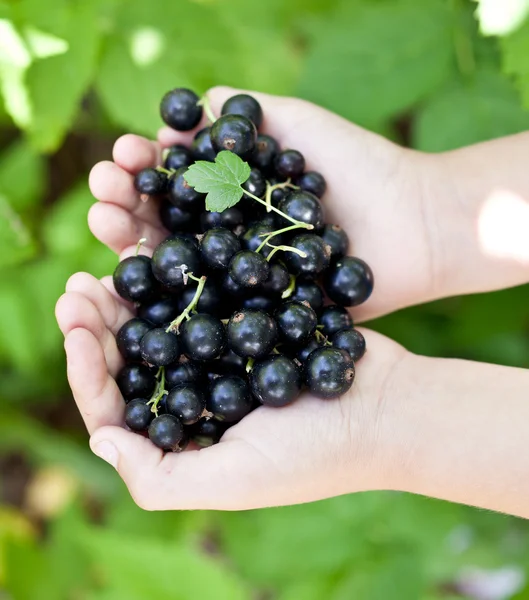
64;328;125;433
56;292;123;376
89;161;160;227
65;272;133;334
100;275;133;307
112;134;161;174
88;201;166;255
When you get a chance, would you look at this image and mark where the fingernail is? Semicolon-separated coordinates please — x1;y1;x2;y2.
92;440;118;469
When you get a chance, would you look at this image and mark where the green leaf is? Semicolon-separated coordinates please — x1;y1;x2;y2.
0;194;37;268
297;0;454;128
500;16;529;109
0;140;46;210
414;70;529;151
184;151;251;213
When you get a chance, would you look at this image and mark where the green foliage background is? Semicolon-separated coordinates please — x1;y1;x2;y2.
1;0;529;598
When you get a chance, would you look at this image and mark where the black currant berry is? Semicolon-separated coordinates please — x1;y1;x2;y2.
320;224;349;259
199;207;244;232
227;309;277;358
125;399;154;431
177;279;226;317
219;271;246;297
148;414;184;451
296;336;323;363
191;127;216;161
180;313;226;361
113;255;157;303
261;263;290;297
208;376;253;422
140;328;180;366
116;364;156;401
275;301;317;347
229;250;270;288
190;418;228;448
138;295;179;326
295;171;326;198
160;200;197;233
242;167;266;198
168;166;205;213
134;168;167;196
251;134;279;174
319;305;352;337
278;191;324;230
290;281;324;313
166;383;206;425
283;234;331;279
241;294;278;313
241;222;283;260
211;114;257;158
324;257;374;307
207;349;247;376
151;236;201;288
160;88;202;131
304;347;355;399
250;355;301;407
116;318;153;362
164;144;193;170
165;360;204;390
200;228;241;270
221;94;263;128
332;328;366;362
268;176;288;206
274;149;305;179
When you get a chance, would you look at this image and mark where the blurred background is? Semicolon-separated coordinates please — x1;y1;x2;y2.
1;0;529;598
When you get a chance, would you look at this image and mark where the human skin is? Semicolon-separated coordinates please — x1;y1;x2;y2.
55;87;529;516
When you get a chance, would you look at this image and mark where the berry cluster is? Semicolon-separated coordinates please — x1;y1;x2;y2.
113;88;374;452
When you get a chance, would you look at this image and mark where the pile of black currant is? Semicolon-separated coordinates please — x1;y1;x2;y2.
112;88;374;452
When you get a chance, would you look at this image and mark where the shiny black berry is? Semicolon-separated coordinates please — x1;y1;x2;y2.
241;222;284;260
274;150;305;179
283;234;331;279
200;228;241;270
227;309;277;358
229;250;270;288
250;355;301;407
191;418;228;447
116;318;153;362
275;301;317;347
332;328;366;362
199;207;244;232
242;167;266;198
160;200;197;233
251;134;279;174
241;295;278;313
304;347;355;399
165;360;204;390
148;414;184;451
319;305;352;337
221;94;263;128
295;171;326;198
166;384;206;425
261;263;290;297
151;236;201;288
321;224;349;259
134;168;167;196
208;376;253;422
160;88;202;131
177;279;226;317
296;336;323;363
113;255;157;303
125;399;154;431
180;313;226;361
138;295;179;326
324;257;374;307
140;328;180;366
290;281;324;313
164;144;193;170
211;114;257;158
168;166;206;213
116;364;156;401
207;349;247;376
278;191;324;230
219;271;246;297
191;127;216;161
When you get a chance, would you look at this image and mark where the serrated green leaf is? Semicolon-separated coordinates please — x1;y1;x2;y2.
297;0;454;128
184;151;251;213
414;70;529;151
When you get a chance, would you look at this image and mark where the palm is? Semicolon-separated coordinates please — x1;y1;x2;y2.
56;87;420;510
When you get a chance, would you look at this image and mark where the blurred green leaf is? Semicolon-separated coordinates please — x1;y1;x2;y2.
0;194;37;268
500;16;529;109
0;140;46;210
298;0;454;128
414;70;529;151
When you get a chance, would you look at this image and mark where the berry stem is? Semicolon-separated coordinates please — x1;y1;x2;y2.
265;243;307;262
197;96;217;124
315;329;332;346
135;237;147;256
147;367;168;416
166;274;207;333
255;223;303;253
242;189;313;230
281;274;296;299
246;358;255;373
155;166;174;176
264;180;298;211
